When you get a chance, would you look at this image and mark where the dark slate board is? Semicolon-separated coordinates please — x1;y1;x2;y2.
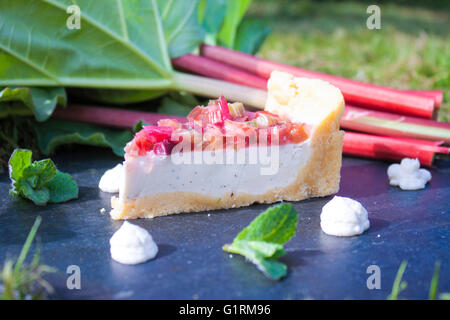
0;147;449;300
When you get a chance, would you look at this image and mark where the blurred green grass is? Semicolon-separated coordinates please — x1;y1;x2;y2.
248;0;450;121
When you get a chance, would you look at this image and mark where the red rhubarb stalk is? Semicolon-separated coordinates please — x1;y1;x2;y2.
343;105;450;144
172;54;267;90
174;53;444;109
52;105;185;129
200;44;436;118
343;131;449;167
402;90;443;109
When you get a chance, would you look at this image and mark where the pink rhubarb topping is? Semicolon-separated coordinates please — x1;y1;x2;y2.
125;96;308;158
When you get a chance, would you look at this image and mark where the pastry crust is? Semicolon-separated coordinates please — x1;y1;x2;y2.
111;71;345;219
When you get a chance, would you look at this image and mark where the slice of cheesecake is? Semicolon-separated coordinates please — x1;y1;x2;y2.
110;71;345;219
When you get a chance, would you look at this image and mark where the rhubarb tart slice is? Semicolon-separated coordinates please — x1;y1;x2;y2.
111;71;345;219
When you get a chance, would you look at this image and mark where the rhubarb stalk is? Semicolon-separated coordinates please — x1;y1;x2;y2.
343;132;449;167
200;44;436;118
173;53;444;109
52;105;185;129
403;90;443;109
171;72;267;108
172;54;267;90
343;105;450;144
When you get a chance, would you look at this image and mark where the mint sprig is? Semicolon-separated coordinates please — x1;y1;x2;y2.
223;203;298;280
8;149;78;205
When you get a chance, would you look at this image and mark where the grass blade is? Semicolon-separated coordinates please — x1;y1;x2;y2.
387;260;408;300
13;216;42;278
428;261;441;300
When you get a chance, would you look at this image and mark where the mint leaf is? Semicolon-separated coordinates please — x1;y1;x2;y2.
22;159;57;189
46;171;78;203
8;149;78;205
19;179;50;206
224;241;285;259
245;241;286;259
8;149;32;182
235;203;298;244
133;120;150;133
223;203;298;280
224;240;287;280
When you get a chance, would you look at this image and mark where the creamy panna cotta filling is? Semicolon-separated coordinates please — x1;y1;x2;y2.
119;139;311;201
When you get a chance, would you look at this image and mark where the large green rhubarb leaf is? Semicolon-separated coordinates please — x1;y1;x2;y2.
33;120;133;157
67;0;205;104
200;0;266;54
0;87;66;121
0;0;203;90
234;18;271;54
198;0;227;45
217;0;252;48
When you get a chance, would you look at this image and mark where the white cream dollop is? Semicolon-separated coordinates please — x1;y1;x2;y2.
387;158;431;190
99;164;123;193
110;221;158;265
320;196;370;237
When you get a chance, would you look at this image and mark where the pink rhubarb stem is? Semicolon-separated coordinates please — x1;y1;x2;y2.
403;90;443;109
200;44;436;118
174;52;444;109
343;131;449;167
52;105;185;129
343;105;450;144
172;54;267;90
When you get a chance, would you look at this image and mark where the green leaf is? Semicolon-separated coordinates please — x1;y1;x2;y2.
224;240;287;280
162;0;205;58
0;101;34;118
217;0;252;48
0;87;66;121
234;19;271;54
33;120;133;157
8;149;32;182
223;203;298;280
67;88;167;105
46;171;79;203
157;92;200;116
22;159;57;189
19;180;50;206
7;148;78;206
133;120;149;133
0;0;203;90
198;0;227;45
246;241;286;259
227;240;285;259
200;0;270;53
235;203;298;244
